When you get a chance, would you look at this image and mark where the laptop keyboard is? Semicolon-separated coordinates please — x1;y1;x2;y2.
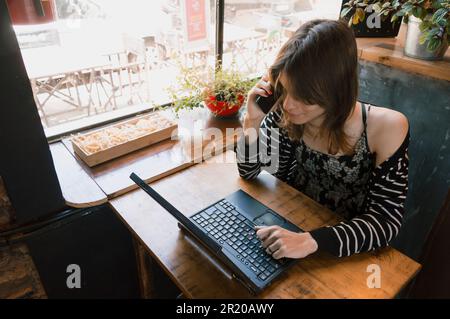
192;199;285;281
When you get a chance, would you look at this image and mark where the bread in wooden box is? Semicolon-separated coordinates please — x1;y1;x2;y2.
71;112;177;167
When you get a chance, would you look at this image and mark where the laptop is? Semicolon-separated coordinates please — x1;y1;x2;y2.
130;172;303;293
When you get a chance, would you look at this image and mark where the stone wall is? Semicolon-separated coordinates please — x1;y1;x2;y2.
0;176;46;299
0;177;13;231
358;60;450;260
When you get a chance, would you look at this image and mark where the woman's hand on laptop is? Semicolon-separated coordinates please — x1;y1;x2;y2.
255;225;318;259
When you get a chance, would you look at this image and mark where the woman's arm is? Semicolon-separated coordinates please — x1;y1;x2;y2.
236;110;297;181
310;112;410;257
256;111;410;259
236;73;296;181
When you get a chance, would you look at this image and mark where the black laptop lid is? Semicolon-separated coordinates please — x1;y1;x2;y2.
129;172;221;252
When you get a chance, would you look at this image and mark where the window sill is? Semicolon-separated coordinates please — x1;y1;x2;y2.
46;102;165;142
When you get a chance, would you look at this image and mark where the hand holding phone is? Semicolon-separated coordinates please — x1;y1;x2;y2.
245;74;275;122
255;92;277;114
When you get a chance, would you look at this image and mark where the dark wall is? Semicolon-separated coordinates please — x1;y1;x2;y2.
25;204;141;298
408;189;450;298
358;60;450;260
0;0;66;223
0;1;141;298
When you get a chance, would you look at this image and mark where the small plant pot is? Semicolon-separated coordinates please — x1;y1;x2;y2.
204;94;245;117
404;16;448;61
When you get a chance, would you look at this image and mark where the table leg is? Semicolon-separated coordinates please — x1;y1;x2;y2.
132;237;153;299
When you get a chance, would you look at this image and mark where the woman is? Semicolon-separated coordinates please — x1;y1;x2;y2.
236;19;409;259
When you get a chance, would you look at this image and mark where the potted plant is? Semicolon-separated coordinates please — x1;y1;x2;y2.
166;62;256;118
341;0;449;60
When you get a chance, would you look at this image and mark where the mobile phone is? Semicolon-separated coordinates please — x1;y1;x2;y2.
255;93;277;114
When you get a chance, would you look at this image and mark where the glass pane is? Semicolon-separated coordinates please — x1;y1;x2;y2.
223;0;342;76
12;0;216;135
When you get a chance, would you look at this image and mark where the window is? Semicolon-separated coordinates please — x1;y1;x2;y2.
222;0;342;75
11;0;341;139
12;0;216;138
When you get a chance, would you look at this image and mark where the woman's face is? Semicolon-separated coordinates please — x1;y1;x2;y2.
279;74;325;125
281;92;325;126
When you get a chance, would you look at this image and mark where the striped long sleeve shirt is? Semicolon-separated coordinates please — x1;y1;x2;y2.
235;110;409;257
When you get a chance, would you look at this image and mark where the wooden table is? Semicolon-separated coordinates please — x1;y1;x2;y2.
50;108;242;205
355;25;450;82
110;150;421;298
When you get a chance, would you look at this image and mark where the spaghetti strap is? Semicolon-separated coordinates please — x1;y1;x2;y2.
361;102;372;153
361;102;367;128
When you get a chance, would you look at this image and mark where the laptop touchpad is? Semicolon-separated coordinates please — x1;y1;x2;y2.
254;210;285;227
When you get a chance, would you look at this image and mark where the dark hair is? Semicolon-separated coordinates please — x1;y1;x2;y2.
269;19;358;155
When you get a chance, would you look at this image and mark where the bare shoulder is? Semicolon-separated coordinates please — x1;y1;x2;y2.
366;105;409;166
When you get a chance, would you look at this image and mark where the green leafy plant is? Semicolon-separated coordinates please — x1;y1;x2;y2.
166;61;257;116
341;0;449;51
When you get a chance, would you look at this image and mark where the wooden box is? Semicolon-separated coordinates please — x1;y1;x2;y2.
71;112;177;167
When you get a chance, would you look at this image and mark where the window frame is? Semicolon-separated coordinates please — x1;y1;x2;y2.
44;0;227;142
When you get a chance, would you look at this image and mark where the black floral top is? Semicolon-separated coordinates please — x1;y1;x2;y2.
293;104;375;220
235;103;410;257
